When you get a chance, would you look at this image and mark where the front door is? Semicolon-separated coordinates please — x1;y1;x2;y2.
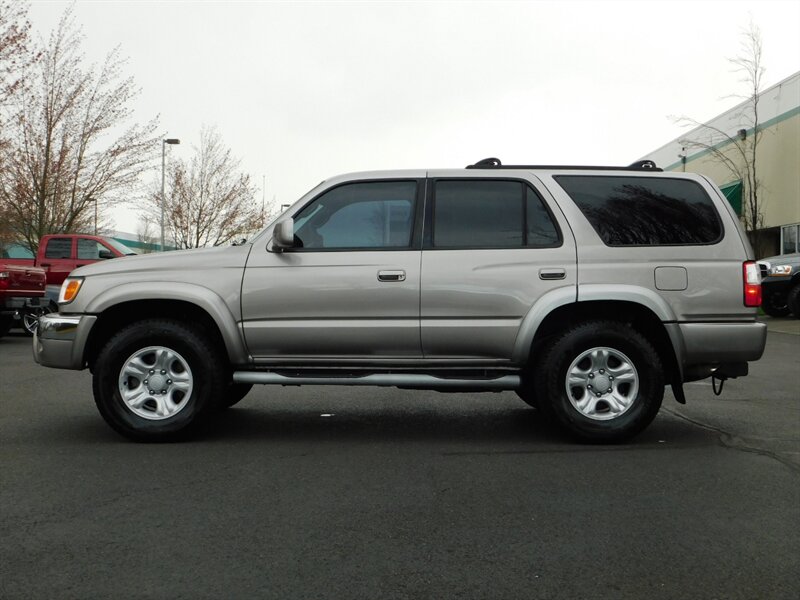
241;178;424;361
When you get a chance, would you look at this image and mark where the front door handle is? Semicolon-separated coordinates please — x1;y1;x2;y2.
377;270;406;282
539;268;566;280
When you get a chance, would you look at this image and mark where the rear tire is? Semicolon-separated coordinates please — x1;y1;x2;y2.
92;319;225;441
535;320;664;443
222;383;253;408
0;316;12;338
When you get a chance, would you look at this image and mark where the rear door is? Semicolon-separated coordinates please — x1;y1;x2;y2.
420;173;577;360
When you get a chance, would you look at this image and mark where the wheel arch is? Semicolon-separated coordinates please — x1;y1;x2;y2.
83;286;248;370
514;298;681;386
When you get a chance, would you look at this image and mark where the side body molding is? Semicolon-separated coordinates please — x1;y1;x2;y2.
84;282;249;364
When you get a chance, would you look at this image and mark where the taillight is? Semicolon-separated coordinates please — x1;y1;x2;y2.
743;261;761;307
0;272;8;290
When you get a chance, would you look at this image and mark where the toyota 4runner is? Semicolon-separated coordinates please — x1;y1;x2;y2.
33;159;767;442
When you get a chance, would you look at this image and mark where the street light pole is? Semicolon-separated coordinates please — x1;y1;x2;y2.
161;138;180;251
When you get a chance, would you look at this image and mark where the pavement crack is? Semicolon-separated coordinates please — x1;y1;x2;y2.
663;407;800;474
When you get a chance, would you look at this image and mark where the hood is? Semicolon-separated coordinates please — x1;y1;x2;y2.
758;252;800;266
70;244;251;278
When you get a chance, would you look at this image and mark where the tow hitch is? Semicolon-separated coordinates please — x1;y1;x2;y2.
711;362;749;396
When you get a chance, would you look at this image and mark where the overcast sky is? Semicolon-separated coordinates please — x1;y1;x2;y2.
28;0;800;233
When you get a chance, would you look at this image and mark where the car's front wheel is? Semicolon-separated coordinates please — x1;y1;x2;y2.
762;289;791;318
92;319;225;441
535;320;664;443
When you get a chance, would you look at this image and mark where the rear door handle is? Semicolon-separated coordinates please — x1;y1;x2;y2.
377;270;406;282
539;268;566;280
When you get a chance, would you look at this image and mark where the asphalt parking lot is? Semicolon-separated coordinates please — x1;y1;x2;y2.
1;318;798;600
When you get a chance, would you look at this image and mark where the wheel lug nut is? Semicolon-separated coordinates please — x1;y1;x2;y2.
161;370;166;375
149;390;154;395
161;390;166;395
167;379;172;384
599;369;605;374
596;392;602;397
149;370;154;374
144;379;148;385
609;376;614;381
607;388;612;393
588;373;594;379
588;384;593;389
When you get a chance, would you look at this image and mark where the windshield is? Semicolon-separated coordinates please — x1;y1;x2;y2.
103;237;138;255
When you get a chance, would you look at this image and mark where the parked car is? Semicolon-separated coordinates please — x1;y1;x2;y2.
2;234;137;334
0;263;46;338
758;252;800;318
33;159;767;443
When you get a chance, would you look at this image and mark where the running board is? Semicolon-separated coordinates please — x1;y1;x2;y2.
233;372;520;390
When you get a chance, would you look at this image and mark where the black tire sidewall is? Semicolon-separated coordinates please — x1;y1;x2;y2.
763;289;791;317
536;322;664;442
93;320;224;441
787;283;800;319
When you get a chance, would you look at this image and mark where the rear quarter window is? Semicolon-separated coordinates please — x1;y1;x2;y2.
555;176;723;246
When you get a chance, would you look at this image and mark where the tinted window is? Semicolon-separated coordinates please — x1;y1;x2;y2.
434;181;522;248
293;181;416;250
45;238;72;259
77;239;107;260
433;180;560;248
555;176;722;246
527;187;560;247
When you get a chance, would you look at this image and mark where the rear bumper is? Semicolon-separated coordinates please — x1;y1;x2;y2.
667;321;767;382
32;313;96;370
678;321;767;364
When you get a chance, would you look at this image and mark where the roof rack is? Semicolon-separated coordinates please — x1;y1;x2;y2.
465;157;662;172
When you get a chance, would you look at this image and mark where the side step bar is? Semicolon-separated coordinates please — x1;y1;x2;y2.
233;372;521;390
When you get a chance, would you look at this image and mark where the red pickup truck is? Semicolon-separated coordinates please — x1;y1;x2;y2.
0;263;46;339
1;234;137;334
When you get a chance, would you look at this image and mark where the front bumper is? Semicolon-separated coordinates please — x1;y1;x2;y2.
32;313;97;370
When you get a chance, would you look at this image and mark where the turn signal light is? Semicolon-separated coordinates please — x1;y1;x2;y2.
743;261;761;307
60;278;83;303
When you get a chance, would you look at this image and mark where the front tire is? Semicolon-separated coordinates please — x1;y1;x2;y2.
762;290;791;318
787;283;800;319
535;321;664;443
92;319;226;441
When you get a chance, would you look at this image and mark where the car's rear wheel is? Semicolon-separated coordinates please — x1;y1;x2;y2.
21;302;57;336
222;383;253;408
92;319;225;441
535;320;664;443
0;316;12;338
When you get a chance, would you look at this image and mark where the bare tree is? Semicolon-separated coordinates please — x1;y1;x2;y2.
0;6;159;252
156;127;265;249
136;214;158;253
675;21;766;254
0;0;34;107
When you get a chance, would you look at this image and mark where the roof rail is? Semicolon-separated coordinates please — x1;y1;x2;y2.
465;157;662;172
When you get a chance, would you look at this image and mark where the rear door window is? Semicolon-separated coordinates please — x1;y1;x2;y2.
555;176;722;246
44;238;72;259
431;180;561;249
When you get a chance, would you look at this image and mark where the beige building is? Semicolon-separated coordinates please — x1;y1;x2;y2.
642;71;799;258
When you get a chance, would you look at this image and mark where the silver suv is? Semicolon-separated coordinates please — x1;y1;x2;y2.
33;159;767;442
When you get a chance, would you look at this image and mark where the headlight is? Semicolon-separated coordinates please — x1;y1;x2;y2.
769;265;793;276
58;277;84;303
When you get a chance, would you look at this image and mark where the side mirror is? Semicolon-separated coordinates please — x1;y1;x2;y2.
98;250;115;260
272;220;295;251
